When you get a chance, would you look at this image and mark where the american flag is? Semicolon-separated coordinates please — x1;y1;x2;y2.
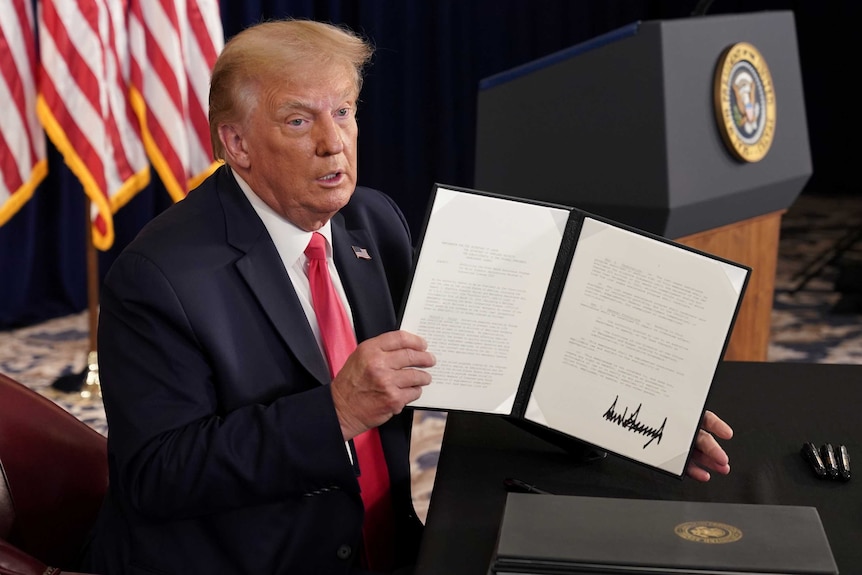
129;0;223;202
352;245;372;260
37;0;151;250
0;0;47;227
35;0;223;250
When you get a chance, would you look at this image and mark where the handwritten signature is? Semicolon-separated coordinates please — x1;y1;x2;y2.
602;395;666;449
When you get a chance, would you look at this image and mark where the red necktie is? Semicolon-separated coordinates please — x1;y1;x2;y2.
305;232;394;572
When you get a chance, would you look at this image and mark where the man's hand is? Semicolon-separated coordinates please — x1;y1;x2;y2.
685;410;733;482
330;330;435;440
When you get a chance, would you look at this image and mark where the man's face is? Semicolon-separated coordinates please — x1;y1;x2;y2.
230;63;359;231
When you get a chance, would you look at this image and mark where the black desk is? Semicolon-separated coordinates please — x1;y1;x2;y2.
415;362;862;574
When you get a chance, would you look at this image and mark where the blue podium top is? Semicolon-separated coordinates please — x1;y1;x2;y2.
479;21;641;92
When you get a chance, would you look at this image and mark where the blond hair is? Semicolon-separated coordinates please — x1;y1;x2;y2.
208;19;374;159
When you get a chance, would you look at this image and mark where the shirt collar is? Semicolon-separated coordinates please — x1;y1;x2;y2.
231;168;334;264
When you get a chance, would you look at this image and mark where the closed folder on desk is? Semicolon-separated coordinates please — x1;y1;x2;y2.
491;494;838;574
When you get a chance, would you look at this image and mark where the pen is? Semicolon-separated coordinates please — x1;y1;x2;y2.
837;445;851;482
503;477;553;495
801;442;827;479
820;444;839;479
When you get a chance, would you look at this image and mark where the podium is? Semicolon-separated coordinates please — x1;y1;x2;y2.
474;11;811;361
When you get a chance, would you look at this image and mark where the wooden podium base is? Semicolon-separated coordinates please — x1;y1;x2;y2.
675;210;784;362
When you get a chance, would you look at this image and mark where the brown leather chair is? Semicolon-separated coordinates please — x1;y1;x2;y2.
0;372;107;575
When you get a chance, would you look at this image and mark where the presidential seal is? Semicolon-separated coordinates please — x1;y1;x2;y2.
713;42;776;162
675;521;743;544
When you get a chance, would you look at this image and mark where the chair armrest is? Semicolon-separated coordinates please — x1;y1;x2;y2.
0;537;59;575
0;539;97;575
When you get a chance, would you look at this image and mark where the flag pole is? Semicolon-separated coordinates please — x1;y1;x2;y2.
49;196;101;398
80;196;101;399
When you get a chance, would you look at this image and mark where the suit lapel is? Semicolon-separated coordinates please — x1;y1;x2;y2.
332;214;410;487
214;168;397;386
332;214;398;343
216;168;331;386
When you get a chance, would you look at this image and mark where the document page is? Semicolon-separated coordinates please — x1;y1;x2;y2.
526;218;747;475
401;187;570;413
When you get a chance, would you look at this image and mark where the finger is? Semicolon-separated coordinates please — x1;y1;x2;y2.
369;374;429;418
390;347;436;370
685;460;712;483
686;448;733;482
391;366;433;390
688;447;731;475
694;428;730;467
702;410;733;440
393;385;425;412
374;330;428;352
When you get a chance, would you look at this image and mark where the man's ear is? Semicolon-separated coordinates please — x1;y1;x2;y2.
218;124;250;169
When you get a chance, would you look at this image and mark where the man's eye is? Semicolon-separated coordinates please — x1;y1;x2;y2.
336;108;350;117
287;118;304;126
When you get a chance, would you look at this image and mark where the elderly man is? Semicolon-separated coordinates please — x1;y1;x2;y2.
83;18;732;575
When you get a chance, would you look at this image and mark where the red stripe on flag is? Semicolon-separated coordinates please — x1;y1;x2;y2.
187;0;220;66
0;0;47;225
0;128;23;195
14;0;41;168
101;13;146;186
1;3;28;136
186;82;212;157
129;0;223;200
38;72;109;198
185;1;220;155
0;47;27;193
145;105;186;191
40;1;103;129
141;23;185;114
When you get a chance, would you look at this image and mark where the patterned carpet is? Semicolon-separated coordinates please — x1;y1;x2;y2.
769;194;862;363
1;192;861;522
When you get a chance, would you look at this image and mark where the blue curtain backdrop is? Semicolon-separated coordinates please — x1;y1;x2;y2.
0;0;857;328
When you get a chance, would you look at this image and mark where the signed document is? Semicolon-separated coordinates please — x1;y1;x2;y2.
399;185;750;477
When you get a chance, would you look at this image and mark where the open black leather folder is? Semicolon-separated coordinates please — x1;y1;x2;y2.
401;184;751;478
491;493;838;575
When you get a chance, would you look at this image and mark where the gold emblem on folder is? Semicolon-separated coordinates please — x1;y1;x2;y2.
675;521;743;544
713;42;776;162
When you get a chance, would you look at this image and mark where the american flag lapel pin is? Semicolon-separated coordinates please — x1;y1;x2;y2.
352;245;371;260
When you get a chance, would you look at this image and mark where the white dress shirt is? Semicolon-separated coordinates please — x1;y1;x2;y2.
231;168;357;366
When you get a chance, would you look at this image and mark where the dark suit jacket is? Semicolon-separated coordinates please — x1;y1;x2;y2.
84;166;423;574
